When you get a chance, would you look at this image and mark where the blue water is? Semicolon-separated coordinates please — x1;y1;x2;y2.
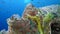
0;0;60;31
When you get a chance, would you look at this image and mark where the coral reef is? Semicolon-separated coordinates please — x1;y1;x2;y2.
0;4;60;34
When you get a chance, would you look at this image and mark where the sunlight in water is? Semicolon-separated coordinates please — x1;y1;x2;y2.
24;0;31;3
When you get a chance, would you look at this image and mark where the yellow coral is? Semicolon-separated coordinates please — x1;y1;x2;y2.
27;15;44;34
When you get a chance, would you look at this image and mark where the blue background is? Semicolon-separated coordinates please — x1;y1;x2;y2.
0;0;60;31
